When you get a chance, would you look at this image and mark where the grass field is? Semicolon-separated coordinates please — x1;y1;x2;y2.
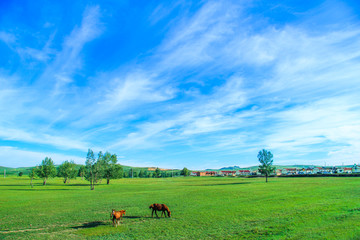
0;176;359;239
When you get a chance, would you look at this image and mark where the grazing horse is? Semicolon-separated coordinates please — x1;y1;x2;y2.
149;203;171;218
110;209;126;227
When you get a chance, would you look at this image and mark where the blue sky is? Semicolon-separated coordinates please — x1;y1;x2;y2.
1;0;360;169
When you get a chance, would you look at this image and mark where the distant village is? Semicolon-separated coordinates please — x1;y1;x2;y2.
190;165;360;177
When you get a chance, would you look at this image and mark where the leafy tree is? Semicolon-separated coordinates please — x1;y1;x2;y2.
36;157;57;185
95;151;105;184
58;160;77;183
153;168;162;178
123;171;129;178
139;170;144;178
153;168;161;178
114;165;123;179
258;149;276;183
29;168;37;188
133;171;138;178
181;167;190;177
103;152;123;184
78;165;85;180
18;172;23;177
85;149;104;190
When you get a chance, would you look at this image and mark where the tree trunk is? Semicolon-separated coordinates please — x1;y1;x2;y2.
30;178;33;188
64;178;67;184
107;178;110;185
90;179;93;190
265;174;268;183
43;178;47;185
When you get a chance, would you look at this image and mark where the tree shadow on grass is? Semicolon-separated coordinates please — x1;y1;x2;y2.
71;221;107;229
0;184;43;187
45;183;90;187
0;183;89;187
1;188;76;191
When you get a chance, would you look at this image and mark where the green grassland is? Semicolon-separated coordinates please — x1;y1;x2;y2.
0;176;359;239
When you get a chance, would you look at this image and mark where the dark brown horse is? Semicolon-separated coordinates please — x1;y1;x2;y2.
110;209;126;227
149;203;171;218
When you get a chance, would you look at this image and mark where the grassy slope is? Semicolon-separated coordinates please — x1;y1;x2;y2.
0;177;359;239
0;166;34;176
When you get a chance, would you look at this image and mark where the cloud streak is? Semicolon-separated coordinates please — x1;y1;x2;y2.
1;1;360;168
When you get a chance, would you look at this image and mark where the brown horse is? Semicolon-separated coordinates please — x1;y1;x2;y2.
149;203;171;218
110;209;126;227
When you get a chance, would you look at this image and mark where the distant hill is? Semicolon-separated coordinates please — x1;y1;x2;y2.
0;166;35;176
220;166;240;170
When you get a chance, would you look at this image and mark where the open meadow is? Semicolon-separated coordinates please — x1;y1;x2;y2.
0;176;359;239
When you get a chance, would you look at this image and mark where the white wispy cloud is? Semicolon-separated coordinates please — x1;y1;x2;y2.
105;1;360;168
104;71;176;108
39;5;103;96
0;6;103;152
156;1;240;70
0;31;16;45
1;1;360;168
0;127;89;151
0;146;84;167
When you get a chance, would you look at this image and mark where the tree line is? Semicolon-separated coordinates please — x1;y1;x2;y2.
28;149;190;190
27;148;273;188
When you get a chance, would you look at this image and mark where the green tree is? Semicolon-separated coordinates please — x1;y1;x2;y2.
85;149;104;190
133;171;138;178
18;172;23;177
139;170;144;178
181;167;190;177
95;151;105;184
258;149;276;183
78;165;85;180
58;160;77;183
103;152;123;184
36;157;57;185
29;168;37;188
154;168;161;178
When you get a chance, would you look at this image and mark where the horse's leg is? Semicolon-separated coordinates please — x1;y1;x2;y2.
161;210;164;217
155;210;159;218
152;209;154;217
